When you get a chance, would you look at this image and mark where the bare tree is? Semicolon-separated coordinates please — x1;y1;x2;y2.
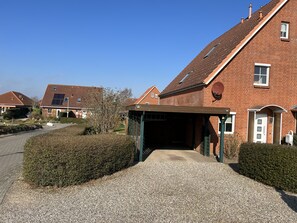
84;87;132;134
31;96;40;109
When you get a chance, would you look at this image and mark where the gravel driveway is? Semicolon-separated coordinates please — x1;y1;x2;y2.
0;150;296;223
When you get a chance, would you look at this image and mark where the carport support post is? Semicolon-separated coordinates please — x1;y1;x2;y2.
203;116;210;157
219;115;227;163
139;111;145;162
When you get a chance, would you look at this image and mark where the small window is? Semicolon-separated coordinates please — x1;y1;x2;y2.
179;70;193;84
77;98;81;102
218;113;236;134
280;22;289;39
155;94;158;99
204;44;219;59
48;109;52;114
145;102;150;105
151;92;154;98
254;63;270;86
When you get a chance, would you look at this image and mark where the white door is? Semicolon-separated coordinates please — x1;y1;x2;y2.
254;114;267;143
56;109;61;118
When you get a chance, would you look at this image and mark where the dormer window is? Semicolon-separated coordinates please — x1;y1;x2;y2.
280;22;289;39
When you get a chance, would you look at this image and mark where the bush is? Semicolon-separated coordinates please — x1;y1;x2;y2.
0;124;42;135
239;143;297;193
60;117;87;124
23;126;135;187
3;108;30;120
224;133;242;159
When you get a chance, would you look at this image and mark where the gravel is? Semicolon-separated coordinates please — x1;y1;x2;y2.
0;154;296;223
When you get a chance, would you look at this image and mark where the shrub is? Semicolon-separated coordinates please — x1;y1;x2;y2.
23;126;135;187
0;124;42;135
3;108;29;120
224;133;242;159
239;143;297;193
59;117;87;124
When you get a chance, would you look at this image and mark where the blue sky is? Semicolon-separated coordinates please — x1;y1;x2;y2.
0;0;269;99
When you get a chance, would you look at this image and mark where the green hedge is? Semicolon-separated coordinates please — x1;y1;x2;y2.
59;117;87;124
23;126;135;187
0;124;42;135
239;143;297;193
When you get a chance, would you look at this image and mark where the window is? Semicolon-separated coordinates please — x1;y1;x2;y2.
218;113;236;134
48;109;52;114
204;43;219;59
280;22;289;39
51;94;65;105
77;98;81;102
179;70;193;84
254;63;270;86
151;92;155;98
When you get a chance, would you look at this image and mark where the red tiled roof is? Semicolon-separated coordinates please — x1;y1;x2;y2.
0;91;33;106
134;86;160;104
123;98;138;106
160;0;286;97
40;84;102;109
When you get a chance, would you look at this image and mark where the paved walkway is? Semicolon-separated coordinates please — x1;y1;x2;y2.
0;124;71;204
0;149;296;222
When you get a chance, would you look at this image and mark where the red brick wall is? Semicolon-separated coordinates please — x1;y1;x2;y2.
161;0;297;146
139;88;160;105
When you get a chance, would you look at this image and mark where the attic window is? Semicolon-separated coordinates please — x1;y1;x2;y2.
204;44;219;59
77;98;81;102
179;72;191;84
280;22;289;39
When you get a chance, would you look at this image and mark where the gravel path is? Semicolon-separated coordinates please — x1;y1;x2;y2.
0;151;296;223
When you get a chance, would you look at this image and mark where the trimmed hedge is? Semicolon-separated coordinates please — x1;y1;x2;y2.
23;126;135;187
239;143;297;193
59;117;87;124
0;124;42;135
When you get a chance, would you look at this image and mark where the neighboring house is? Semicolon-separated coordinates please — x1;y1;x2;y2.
40;84;102;119
134;86;160;105
159;0;296;152
0;91;33;115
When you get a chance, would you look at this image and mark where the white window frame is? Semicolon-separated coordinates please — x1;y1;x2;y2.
218;112;236;134
254;63;271;87
280;22;289;39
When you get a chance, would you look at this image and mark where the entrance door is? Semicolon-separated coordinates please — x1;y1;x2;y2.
254;114;267;143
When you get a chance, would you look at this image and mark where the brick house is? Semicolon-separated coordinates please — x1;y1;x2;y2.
40;84;102;119
158;0;296;153
134;86;160;105
0;91;33;115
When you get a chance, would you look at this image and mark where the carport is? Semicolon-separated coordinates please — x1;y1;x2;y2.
127;104;230;163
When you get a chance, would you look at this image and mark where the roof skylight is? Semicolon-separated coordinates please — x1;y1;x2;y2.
179;71;193;84
203;44;219;59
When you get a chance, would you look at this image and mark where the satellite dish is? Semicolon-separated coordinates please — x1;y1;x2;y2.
211;82;224;100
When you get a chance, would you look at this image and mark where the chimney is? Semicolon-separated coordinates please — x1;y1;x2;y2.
259;10;263;20
248;3;252;19
241;17;244;24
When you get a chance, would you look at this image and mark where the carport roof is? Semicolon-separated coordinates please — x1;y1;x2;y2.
127;104;230;115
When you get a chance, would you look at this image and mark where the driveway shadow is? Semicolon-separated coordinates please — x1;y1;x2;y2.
227;163;239;173
277;189;297;213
